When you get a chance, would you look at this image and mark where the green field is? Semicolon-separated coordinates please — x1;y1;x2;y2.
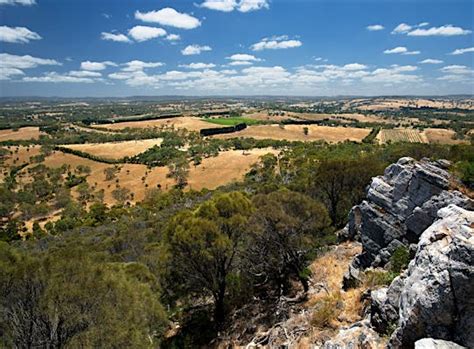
201;117;262;126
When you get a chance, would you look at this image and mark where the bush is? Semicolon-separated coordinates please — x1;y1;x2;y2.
390;246;410;274
363;269;397;288
310;292;343;329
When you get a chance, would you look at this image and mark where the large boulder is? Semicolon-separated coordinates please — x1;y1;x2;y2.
386;205;474;348
414;338;466;349
343;157;473;288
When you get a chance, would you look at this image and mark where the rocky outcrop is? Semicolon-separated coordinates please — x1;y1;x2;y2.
385;205;474;348
414;338;467;349
342;157;473;287
322;320;385;349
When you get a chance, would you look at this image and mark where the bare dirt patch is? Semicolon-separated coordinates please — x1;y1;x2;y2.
213;124;371;143
0;127;44;141
422;128;469;145
62;139;163;159
93;116;222;132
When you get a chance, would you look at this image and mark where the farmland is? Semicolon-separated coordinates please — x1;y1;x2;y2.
93;116;222;131
0;127;44;141
61;139;163;160
377;128;428;144
213;124;372;143
201;117;262;126
422;128;468;145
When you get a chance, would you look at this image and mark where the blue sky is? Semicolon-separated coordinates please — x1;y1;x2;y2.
0;0;473;97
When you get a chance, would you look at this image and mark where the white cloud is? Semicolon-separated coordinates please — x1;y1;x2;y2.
228;61;253;66
23;72;97;83
200;0;269;12
128;26;167;42
181;44;212;55
440;65;473;75
179;62;216;69
251;37;302;51
392;23;412;34
384;46;407;54
383;46;419;55
68;70;102;77
101;32;131;43
135;8;201;29
418;22;429;27
0;0;35;5
0;54;60;69
408;25;471;37
419;59;443;64
362;65;420;83
0;26;41;43
238;0;269;12
166;34;180;41
367;24;384;31
227;53;261;61
122;60;164;72
0;67;24;80
342;63;368;71
80;61;116;71
450;47;474;55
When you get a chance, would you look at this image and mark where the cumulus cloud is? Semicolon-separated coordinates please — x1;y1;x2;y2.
392;23;412;34
0;26;41;43
227;53;261;61
68;70;102;77
128;26;167;42
179;62;216;69
383;46;420;55
251;37;302;51
392;23;471;36
166;34;180;41
0;53;60;79
181;44;212;55
228;61;253;66
0;0;35;5
200;0;269;12
440;65;473;75
362;65;420;84
80;61;116;71
122;60;164;72
419;59;443;64
408;25;471;36
450;47;474;55
367;24;384;31
23;72;98;83
101;32;131;43
135;8;201;29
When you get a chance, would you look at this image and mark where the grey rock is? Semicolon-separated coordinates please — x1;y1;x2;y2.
388;205;474;348
342;157;473;283
322;320;385;349
415;338;466;349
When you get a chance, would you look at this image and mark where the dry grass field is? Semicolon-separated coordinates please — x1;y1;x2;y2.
94;116;222;131
422;128;469;145
352;98;474;111
213;124;371;143
0;127;44;141
377;129;428;144
6;148;278;205
62;139;163;159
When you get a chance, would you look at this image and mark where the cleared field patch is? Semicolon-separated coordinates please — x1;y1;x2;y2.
61;139;163;160
377;128;428;144
14;148;278;205
93;116;222;132
212;124;371;143
0;127;44;141
422;128;469;145
187;148;279;191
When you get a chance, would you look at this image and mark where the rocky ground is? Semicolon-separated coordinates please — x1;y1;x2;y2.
226;157;473;348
